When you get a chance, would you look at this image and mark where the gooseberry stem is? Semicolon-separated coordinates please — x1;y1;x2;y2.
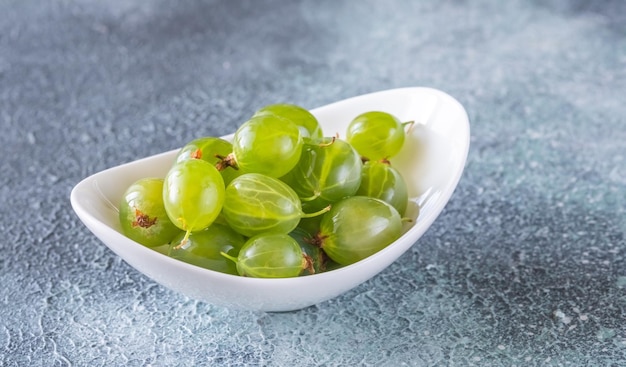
401;217;414;223
300;191;321;202
318;134;338;147
309;232;328;248
362;156;392;165
191;148;203;159
302;254;315;275
215;153;239;171
301;205;331;219
402;120;415;134
173;229;191;250
220;251;238;264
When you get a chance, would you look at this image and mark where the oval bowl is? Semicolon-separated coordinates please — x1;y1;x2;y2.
70;87;470;312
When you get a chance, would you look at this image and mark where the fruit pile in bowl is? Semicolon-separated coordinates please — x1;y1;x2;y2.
71;87;470;312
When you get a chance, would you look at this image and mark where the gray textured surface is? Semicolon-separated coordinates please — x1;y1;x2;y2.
2;0;626;365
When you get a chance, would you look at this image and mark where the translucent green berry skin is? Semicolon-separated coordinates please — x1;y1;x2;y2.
296;215;323;237
356;161;409;216
163;159;225;233
346;111;405;161
253;103;323;142
282;137;362;210
119;178;182;247
222;173;303;237
233;114;303;178
235;233;305;278
175;136;241;185
168;223;245;275
319;196;403;266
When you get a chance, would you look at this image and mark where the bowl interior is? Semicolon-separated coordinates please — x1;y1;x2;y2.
70;87;470;311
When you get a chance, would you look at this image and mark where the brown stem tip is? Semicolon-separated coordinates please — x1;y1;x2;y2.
215;153;239;171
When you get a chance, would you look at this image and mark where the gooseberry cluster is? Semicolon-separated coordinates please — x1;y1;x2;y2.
118;104;414;278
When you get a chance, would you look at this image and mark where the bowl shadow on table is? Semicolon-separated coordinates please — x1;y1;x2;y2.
260;192;625;362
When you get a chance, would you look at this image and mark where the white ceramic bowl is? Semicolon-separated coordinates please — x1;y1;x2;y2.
70;87;470;312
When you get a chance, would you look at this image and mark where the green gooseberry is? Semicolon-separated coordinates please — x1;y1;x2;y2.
175;136;242;185
356;160;409;216
346;111;407;161
282;137;362;211
253;103;323;142
314;196;403;266
168;223;245;275
228;114;303;178
222;173;328;237
163;159;225;245
119;178;182;247
222;233;312;278
288;227;327;275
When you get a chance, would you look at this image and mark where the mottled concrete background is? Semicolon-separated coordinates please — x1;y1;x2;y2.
1;0;625;365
